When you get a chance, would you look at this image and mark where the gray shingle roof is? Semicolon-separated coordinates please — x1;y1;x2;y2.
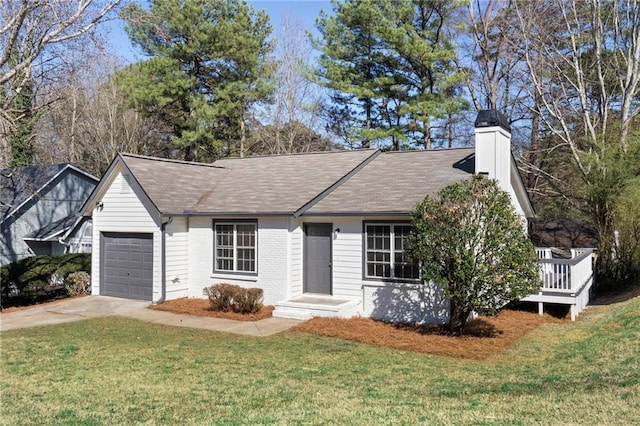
119;154;227;215
1;164;68;222
304;148;475;215
192;150;378;214
117;149;475;216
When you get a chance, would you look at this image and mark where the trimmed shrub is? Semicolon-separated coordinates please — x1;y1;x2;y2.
65;271;91;296
205;283;264;314
234;287;264;314
0;253;91;308
205;283;236;312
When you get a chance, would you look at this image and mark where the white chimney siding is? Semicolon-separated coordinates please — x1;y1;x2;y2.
474;124;512;193
474;110;529;226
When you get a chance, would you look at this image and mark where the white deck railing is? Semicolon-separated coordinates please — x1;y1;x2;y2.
536;248;594;293
526;247;595;320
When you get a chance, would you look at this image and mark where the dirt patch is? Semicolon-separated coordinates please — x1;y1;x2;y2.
1;295;87;313
292;309;563;360
149;297;274;321
591;284;640;306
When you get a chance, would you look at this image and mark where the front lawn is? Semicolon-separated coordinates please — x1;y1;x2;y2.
1;295;639;425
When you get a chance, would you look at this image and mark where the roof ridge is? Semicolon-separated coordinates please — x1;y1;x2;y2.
381;147;474;155
215;148;379;161
120;153;224;169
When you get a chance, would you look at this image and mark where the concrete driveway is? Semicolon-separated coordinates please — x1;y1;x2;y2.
0;295;301;336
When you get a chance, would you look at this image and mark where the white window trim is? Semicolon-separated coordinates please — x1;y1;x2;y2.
364;222;419;281
213;221;257;274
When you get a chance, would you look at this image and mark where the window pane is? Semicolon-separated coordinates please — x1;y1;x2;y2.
237;248;255;272
393;225;419;279
215;225;234;271
365;225;391;278
237;224;255;248
214;222;256;272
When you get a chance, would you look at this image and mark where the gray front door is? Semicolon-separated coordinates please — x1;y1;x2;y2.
304;223;332;295
101;232;153;300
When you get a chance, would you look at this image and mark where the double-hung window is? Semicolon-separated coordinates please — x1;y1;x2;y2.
365;223;419;280
214;221;257;273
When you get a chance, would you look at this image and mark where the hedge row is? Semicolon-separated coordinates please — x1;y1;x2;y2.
0;253;91;308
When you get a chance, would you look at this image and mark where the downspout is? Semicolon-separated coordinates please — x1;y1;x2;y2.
58;237;69;254
157;216;173;304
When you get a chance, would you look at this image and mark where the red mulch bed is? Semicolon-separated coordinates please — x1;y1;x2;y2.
291;309;563;360
152;298;564;360
149;297;274;321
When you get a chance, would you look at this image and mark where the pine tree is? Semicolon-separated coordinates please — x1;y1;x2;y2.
118;0;275;161
314;0;467;150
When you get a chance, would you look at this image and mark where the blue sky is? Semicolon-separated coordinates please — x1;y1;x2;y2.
109;1;333;63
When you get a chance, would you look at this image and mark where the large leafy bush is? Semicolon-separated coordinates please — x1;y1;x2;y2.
408;175;541;333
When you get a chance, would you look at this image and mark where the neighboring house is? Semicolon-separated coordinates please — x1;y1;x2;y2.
0;164;98;266
81;110;537;324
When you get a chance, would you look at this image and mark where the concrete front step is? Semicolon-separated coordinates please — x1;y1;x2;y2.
273;295;360;320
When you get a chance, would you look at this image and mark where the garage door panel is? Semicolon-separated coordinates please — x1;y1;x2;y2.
129;252;142;262
101;233;153;300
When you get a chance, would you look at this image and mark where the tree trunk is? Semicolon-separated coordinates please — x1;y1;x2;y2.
240;113;246;158
449;300;469;334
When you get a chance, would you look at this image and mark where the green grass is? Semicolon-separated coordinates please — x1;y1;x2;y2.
2;296;640;425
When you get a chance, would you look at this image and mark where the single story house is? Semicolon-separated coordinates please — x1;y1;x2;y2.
1;164;98;266
81;110;535;323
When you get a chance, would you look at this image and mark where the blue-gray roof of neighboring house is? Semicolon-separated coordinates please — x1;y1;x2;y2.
1;164;67;221
23;215;80;241
0;164;97;223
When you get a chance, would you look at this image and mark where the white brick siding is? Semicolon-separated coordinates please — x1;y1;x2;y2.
187;216;290;305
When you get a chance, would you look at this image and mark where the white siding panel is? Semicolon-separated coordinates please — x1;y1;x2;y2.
331;218;364;299
91;171;162;301
165;217;189;299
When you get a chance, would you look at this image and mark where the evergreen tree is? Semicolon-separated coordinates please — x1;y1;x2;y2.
118;0;275;161
314;0;467;150
313;0;389;148
7;71;36;167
